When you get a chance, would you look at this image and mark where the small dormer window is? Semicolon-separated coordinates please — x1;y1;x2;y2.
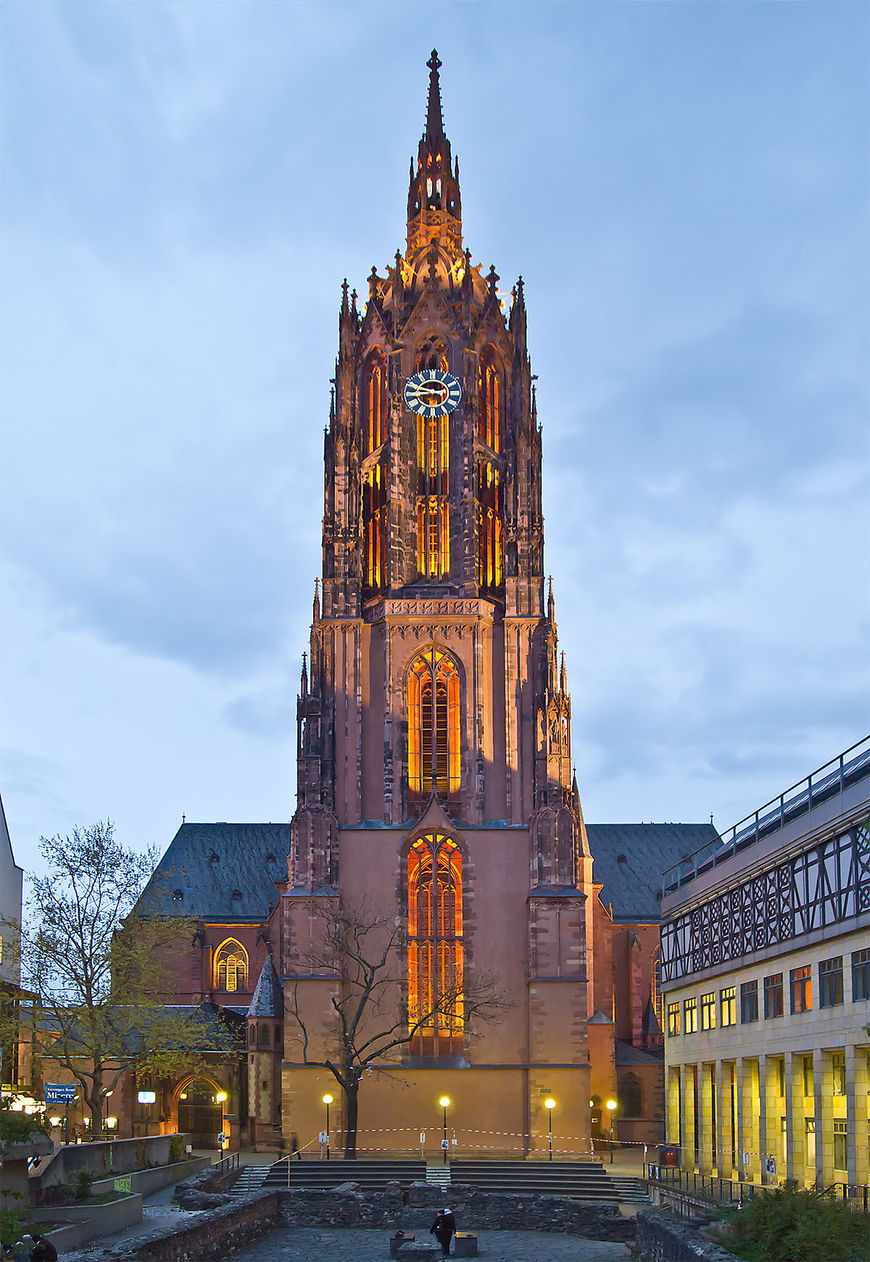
209;852;218;864
232;889;242;900
266;854;276;864
617;853;627;865
173;889;183;901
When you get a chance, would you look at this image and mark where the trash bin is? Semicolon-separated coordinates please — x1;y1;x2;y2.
661;1145;679;1168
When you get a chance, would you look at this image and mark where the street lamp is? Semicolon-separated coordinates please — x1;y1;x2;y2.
322;1094;333;1161
606;1099;617;1165
439;1096;450;1166
544;1098;556;1162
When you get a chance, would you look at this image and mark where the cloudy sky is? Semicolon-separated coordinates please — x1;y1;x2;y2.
2;0;868;875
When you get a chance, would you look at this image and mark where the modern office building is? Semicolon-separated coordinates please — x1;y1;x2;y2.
660;739;870;1189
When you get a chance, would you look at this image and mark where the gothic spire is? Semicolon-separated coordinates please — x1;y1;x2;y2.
425;48;445;143
407;50;462;262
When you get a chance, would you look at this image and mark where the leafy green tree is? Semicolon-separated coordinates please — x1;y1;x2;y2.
0;821;232;1136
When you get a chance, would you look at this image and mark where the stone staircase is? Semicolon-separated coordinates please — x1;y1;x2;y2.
425;1163;452;1190
262;1157;427;1191
231;1164;271;1195
447;1159;644;1203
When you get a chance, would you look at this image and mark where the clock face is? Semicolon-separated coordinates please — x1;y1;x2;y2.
403;369;462;418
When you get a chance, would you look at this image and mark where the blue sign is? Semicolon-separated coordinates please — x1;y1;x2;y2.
45;1083;77;1103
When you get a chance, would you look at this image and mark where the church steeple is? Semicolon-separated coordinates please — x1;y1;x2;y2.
407;50;462;262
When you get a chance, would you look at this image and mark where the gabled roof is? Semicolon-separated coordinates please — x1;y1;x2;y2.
247;955;283;1019
136;822;290;921
614;1038;664;1066
587;823;719;923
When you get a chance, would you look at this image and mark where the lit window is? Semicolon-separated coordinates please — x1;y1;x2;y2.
802;1055;813;1097
833;1120;847;1171
790;965;812;1014
851;948;870;1001
701;992;716;1031
407;649;461;800
667;1002;680;1037
476;460;502;594
684;997;697;1034
407;833;463;1056
652;949;663;1030
477;347;501;452
363;460;387;591
819;957;843;1008
214;939;249;993
832;1051;846;1096
415;398;449;579
363;352;387;454
764;973;783;1019
720;986;736;1027
740;979;758;1023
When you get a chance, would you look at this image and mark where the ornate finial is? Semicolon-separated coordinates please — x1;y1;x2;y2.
427;243;438;282
425;49;445;141
487;264;499;294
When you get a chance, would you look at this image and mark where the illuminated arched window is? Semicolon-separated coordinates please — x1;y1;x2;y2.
414;336;450;580
407;649;461;801
478;347;500;452
363;352;387;454
651;946;663;1030
476;459;502;594
408;833;463;1056
214;939;248;993
363;459;387;592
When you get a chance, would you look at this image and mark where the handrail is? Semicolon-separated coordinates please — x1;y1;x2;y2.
661;736;870;895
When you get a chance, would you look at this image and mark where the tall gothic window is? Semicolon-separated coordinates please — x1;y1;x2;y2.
214;939;248;992
478;346;500;452
476;459;502;593
407;648;460;800
363;351;387;454
415;336;450;579
407;833;463;1056
363;459;387;592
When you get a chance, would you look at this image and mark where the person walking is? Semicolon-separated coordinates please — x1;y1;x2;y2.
429;1206;456;1258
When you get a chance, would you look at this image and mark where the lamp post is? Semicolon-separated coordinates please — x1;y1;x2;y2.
544;1098;555;1161
606;1099;617;1165
322;1094;333;1161
439;1096;450;1166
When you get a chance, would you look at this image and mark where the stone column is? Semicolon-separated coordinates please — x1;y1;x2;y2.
680;1063;695;1172
845;1041;859;1187
812;1047;826;1189
759;1056;772;1185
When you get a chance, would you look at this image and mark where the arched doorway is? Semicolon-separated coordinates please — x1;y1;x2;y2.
177;1078;222;1148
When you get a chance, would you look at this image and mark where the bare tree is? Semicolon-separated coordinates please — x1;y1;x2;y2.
0;821;233;1134
286;899;510;1158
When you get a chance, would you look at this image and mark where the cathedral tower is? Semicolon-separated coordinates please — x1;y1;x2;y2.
283;52;594;1157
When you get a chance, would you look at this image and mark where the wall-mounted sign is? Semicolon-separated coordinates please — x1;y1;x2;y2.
45;1083;77;1103
137;1090;157;1104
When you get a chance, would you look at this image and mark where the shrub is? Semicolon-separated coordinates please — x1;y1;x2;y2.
719;1181;870;1262
0;1209;26;1250
0;1099;51;1155
169;1135;186;1164
69;1167;96;1200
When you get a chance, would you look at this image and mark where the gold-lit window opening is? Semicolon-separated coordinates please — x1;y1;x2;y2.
478;349;500;452
214;939;248;992
407;649;461;800
476;460;502;593
416;336;448;373
364;354;387;454
363;461;387;591
407;833;463;1056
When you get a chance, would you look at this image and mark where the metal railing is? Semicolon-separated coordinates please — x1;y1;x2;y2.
653;1167;869;1212
661;736;870;894
214;1150;240;1173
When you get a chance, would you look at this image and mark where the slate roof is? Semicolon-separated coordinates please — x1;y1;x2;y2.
587;823;719;923
248;955;284;1019
135;822;290;921
614;1038;664;1066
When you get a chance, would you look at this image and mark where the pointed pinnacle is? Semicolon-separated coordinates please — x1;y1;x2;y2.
425;48;445;141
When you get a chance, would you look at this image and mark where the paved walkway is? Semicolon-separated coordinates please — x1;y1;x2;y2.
229;1228;632;1261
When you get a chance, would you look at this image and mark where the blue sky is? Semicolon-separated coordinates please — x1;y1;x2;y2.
2;1;868;873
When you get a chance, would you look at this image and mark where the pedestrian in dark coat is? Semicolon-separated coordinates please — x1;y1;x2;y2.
429;1207;456;1258
29;1236;58;1262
